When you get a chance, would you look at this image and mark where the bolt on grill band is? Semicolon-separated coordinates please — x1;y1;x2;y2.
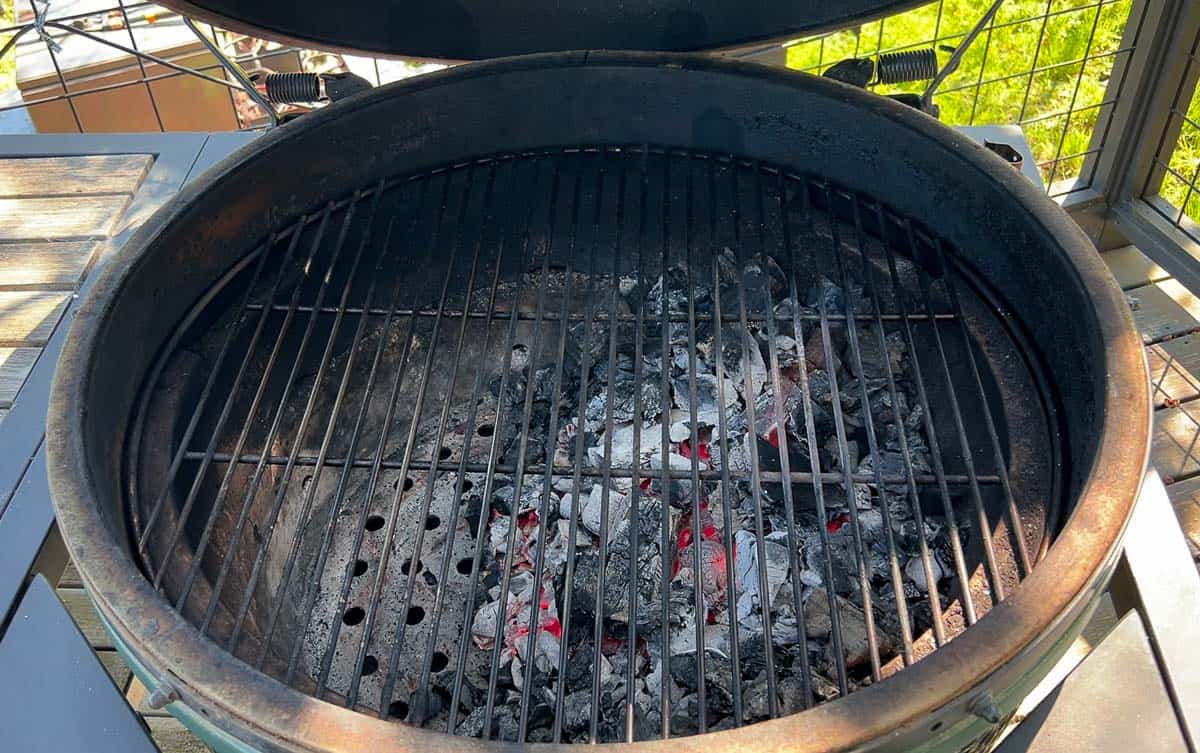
127;146;1055;743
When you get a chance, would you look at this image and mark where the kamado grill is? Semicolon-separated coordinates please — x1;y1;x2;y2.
46;3;1150;752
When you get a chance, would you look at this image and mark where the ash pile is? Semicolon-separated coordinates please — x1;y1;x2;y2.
422;250;967;741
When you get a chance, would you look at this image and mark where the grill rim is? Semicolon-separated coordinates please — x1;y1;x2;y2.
46;51;1150;753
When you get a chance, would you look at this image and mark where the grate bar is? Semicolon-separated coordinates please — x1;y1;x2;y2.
590;161;622;743
682;155;708;735
181;451;1002;487
811;184;885;683
729;163;780;716
623;156;650;742
876;219;979;625
253;184;390;668
754;168;815;708
852;199;948;648
827;188;916;665
549;155;607;744
225;191;373;652
481;168;562;739
242;301;957;324
908;223;1007;605
345;172;461;709
516;161;593;741
655;154;675;740
378;165;497;720
310;176;440;697
708;231;747;724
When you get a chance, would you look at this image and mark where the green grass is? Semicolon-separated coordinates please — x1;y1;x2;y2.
785;0;1134;190
0;0;13;97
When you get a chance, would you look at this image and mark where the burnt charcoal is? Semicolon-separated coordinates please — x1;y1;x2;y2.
904;554;946;593
407;685;445;724
566;643;595;686
562;689;593;732
777;673;810;714
456;705;492;737
670;649;734;703
572;550;625;618
847;325;904;379
464;493;485;538
586;374;663;428
669;693;702;736
804;588;895;670
495;704;522;741
807;276;844;313
646;266;694;317
672;372;739;423
743;671;774;720
526;702;554;731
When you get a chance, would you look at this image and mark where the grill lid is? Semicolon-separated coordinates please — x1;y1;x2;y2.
157;0;929;59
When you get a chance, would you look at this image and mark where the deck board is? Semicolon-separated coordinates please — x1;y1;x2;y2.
1168;476;1200;558
0;240;99;290
0;291;69;347
1103;244;1171;290
57;586;114;650
0;196;135;242
0;155;153;198
1128;282;1200;343
0;348;40;407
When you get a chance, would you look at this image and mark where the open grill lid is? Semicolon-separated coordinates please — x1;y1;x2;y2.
158;0;929;59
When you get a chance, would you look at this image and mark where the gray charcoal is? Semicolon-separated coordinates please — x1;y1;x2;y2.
562;690;593;733
456;705;491;737
743;671;774;720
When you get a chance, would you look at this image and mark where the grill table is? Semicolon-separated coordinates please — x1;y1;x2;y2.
0;130;1193;753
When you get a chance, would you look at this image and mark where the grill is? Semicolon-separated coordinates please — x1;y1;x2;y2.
129;148;1054;740
48;53;1148;753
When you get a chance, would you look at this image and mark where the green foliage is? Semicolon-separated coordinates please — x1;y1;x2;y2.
786;0;1135;189
0;0;13;96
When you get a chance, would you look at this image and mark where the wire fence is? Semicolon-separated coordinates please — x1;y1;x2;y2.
779;0;1139;197
1141;20;1200;239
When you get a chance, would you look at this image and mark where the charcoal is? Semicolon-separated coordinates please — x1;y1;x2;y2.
807;276;845;313
586;378;664;430
733;530;791;625
456;705;492;737
743;671;774;720
672;372;738;424
562;690;593;732
407;686;445;724
495;704;521;741
364;250;957;740
669;693;701;736
804;588;894;670
904;554;945;593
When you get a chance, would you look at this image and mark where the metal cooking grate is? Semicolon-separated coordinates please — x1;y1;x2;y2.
128;147;1057;742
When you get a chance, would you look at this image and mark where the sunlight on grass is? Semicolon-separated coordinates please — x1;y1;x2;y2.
785;0;1134;189
0;0;13;97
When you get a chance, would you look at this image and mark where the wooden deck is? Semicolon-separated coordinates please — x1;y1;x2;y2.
0;149;1193;752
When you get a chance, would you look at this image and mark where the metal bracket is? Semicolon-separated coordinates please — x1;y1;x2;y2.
921;0;1006;111
182;17;279;129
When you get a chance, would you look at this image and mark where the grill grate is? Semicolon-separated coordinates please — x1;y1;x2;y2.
128;147;1058;742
